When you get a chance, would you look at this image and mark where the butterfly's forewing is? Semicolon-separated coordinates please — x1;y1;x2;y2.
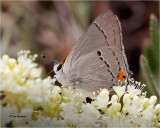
63;11;127;72
63;13;105;73
94;11;124;51
57;10;130;96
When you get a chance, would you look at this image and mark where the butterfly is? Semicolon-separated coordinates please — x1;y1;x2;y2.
54;10;131;97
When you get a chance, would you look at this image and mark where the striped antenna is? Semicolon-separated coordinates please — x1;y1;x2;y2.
40;54;58;63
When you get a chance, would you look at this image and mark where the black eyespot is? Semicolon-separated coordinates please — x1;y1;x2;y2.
123;75;126;79
97;51;101;56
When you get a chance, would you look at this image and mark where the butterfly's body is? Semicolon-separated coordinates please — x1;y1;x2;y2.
54;10;131;97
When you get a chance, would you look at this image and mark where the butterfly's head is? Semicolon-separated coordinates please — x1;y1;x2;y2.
54;62;66;86
54;62;62;73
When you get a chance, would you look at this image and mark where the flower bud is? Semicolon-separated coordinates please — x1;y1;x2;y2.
143;98;150;108
111;95;118;102
154;104;160;115
13;67;20;75
133;96;139;102
2;55;9;62
123;94;129;104
8;58;17;69
150;96;157;105
52;86;61;98
98;89;109;100
112;102;121;112
122;107;128;114
113;86;125;99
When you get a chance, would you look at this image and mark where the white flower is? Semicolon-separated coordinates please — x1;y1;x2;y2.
60;102;80;126
127;85;141;97
79;103;101;126
1;51;159;127
0;51;53;127
82;103;101;119
13;107;33;127
92;89;109;109
0;105;18;126
27;117;66;127
150;96;157;105
0;51;52;105
51;86;61;98
113;85;125;99
106;116;133;127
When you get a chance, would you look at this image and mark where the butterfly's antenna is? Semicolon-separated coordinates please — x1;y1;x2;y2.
46;70;55;77
39;54;59;79
40;54;58;63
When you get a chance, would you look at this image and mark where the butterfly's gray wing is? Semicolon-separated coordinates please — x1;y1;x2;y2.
55;10;130;96
64;46;128;96
63;10;128;73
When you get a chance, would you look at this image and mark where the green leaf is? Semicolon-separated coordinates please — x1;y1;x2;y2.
150;14;159;57
140;55;159;98
140;14;159;90
149;14;159;88
142;41;158;74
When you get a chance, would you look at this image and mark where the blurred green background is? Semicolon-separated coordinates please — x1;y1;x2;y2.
1;1;159;98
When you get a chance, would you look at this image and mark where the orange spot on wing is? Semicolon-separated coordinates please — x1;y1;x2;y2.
117;69;125;81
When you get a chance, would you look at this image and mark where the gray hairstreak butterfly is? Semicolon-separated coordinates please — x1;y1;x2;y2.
54;10;131;97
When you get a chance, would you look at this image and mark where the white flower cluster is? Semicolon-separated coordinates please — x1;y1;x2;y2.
28;83;160;127
30;83;160;127
0;51;160;127
0;51;53;127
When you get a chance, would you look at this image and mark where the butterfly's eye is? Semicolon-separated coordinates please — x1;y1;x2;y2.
57;64;62;71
